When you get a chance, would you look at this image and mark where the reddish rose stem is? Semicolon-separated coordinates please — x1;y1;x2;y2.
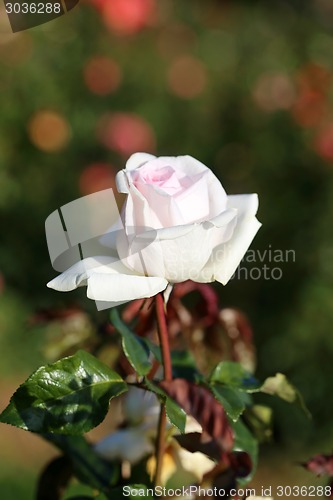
154;292;172;487
155;293;172;382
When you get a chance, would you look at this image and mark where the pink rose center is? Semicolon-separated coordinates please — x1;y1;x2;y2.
133;163;184;194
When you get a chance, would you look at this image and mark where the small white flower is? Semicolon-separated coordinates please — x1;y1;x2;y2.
94;388;160;464
94;387;215;486
94;427;154;464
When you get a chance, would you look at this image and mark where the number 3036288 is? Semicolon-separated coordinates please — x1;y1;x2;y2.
276;485;331;496
5;3;62;14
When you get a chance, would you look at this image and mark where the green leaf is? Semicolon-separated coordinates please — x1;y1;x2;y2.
0;350;127;434
209;361;260;392
210;364;310;419
244;405;273;443
165;397;186;433
143;338;161;363
260;373;311;418
210;385;247;422
111;309;151;376
231;419;258;485
144;379;186;433
47;434;119;491
171;350;202;382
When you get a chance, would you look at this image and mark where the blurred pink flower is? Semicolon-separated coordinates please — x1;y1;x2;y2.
89;0;156;35
291;63;331;128
83;56;122;95
252;73;295;112
315;123;333;161
79;163;117;195
167;56;208;99
96;113;156;156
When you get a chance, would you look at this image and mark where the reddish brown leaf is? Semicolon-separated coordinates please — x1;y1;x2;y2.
122;297;155;337
302;453;333;476
219;308;256;372
172;281;220;327
30;306;83;325
160;378;233;451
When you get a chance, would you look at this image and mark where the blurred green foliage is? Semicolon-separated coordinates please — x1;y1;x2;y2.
1;0;333;495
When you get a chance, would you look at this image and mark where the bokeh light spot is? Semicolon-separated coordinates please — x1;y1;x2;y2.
156;24;196;59
291;63;331;128
101;0;156;35
84;56;122;95
96;112;155;156
315;123;333;162
28;111;71;153
253;73;295;112
167;56;208;99
79;163;117;195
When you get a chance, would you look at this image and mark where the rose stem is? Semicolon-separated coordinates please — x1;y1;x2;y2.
154;292;172;487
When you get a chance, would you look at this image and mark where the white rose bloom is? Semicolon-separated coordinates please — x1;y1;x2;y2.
48;153;261;306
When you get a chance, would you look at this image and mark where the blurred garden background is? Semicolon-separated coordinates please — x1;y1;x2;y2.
1;0;333;497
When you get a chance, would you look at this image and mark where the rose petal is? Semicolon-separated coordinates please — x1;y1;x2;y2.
197;194;261;284
94;428;154;464
124;180;163;230
120;210;237;282
47;256;168;303
133;208;236;242
129;180;187;227
87;273;167;302
116;169;130;193
125;152;156;171
174;155;214;176
116;153;157;193
227;193;259;215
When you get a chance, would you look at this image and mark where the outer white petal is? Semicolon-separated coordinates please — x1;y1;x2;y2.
125;152;156;171
174;155;213;176
86;273;167;302
47;256;116;291
176;447;215;482
227;193;259;215
120;209;237;282
94;428;154;464
47;256;168;303
197;194;261;285
165;441;215;487
124;387;159;426
115;170;130;194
